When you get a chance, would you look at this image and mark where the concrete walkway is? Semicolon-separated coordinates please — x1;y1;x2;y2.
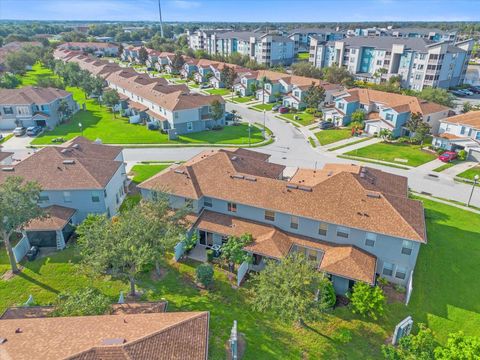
323;137;380;153
442;161;477;177
412;192;480;214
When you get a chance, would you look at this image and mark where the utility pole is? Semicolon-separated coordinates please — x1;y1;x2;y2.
158;0;164;37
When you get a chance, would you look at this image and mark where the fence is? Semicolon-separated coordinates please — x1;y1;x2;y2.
405;270;414;305
13;236;31;263
174;241;185;262
237;261;249;287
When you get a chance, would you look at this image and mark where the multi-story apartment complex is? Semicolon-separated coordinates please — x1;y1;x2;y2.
0;137;127;249
389;28;457;42
309;36;473;90
54;49;226;136
324;88;449;136
139;149;426;295
0;86;78;130
432;111;480;160
287;28;345;53
186;30;295;66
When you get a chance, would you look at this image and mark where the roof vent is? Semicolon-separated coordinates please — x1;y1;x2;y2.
61;149;70;154
1;167;14;172
231;156;238;161
231;174;244;179
245;176;257;182
72;143;80;149
0;338;7;344
298;186;312;192
327;171;333;177
366;192;381;199
15;328;22;334
62;160;75;165
101;338;126;346
286;184;298;189
174;169;185;174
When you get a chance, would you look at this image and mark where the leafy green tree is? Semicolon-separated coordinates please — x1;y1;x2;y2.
417;88;455;107
435;332;480;359
52;288;112;317
117;43;124;58
405;113;431;144
36;76;64;89
252;253;334;325
221;65;237;96
5;50;35;74
138;46;148;65
91;76;105;98
57;98;73;123
210;99;224;127
303;83;326;109
248;81;258;95
0;177;43;273
462;101;473;113
348;282;386;320
351;109;366;123
221;233;253;272
102;89;120;118
0;73;20;88
196;263;214;287
323;66;354;86
171;51;185;73
379;128;393;140
382;324;436;360
291;62;323;79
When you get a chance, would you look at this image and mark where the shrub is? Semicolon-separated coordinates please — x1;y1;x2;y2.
184;232;198;253
196;263;214;287
348;282;385;320
320;278;337;309
305;107;316;114
212;125;223;130
377;277;389;287
314;110;323;118
290;107;298;113
457;149;467;161
206;249;214;262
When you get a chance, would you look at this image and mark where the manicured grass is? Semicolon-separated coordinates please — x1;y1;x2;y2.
308;137;316;148
344;142;437;167
250;103;275;111
432;161;459;173
315;128;352;146
327;137;372;152
457;166;480;181
0;134;14;144
281;112;317;126
188;83;200;88
119;194;142;212
130;164;170;184
20;63;57;86
178;124;264;145
231;96;255;103
296;52;310;60
0;199;478;358
205;88;230;96
337;154;410;170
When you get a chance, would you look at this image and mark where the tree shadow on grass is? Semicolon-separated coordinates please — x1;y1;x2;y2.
17;271;59;295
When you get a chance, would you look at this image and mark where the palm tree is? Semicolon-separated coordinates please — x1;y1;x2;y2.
260;75;270;105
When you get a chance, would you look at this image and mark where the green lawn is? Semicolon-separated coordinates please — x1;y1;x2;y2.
457;166;480;180
205;88;231;96
433;161;459;173
281;112;317;126
130;164;170;184
179;124;264;145
231;96;256;103
327;137;372;152
296;52;310;60
250;103;275;111
20;63;56;86
315;128;352;146
0;134;13;144
0;199;478;358
188;83;200;89
345;142;437;167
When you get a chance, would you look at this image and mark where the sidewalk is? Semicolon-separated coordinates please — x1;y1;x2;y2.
328;137;381;153
442;161;477;177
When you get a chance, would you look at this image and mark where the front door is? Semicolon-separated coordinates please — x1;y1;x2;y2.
199;230;207;246
206;232;213;247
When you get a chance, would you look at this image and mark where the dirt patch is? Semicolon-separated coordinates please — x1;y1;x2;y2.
382;284;406;304
1;266;25;281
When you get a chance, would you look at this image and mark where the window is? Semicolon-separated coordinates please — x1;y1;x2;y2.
336;226;349;238
187;122;193;131
401;240;413;255
365;233;376;247
264;210;275;221
39;195;49;203
382;262;394;276
290;215;299;229
395;266;407;280
460;126;466;135
337;102;344;110
351;49;357;55
376;60;382;65
204;197;212;207
115;193;119;204
318;222;328;236
91;191;101;203
3;107;13;115
227;202;237;213
307;248;318;262
63;191;72;203
385;113;394;121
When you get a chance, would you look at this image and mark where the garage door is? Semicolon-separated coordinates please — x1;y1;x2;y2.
469;149;480;162
0;118;17;130
366;124;378;135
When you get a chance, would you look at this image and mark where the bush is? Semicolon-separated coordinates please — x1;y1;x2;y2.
305;107;316;114
212;125;223;131
320;279;337;309
348;282;385;320
196;263;214;287
184;232;198;253
458;149;467;161
206;249;214;262
314;111;323;118
52;288;112;317
290;107;298;114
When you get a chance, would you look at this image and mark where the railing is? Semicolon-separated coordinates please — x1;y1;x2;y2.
405;270;414;305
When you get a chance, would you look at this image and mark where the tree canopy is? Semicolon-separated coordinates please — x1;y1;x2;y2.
52;288;112;317
304;83;326;109
348;282;386;320
221;233;253;271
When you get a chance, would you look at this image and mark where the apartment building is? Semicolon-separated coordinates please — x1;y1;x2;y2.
58;42;119;57
432;111;480;160
309;36;473;90
0;137;127;249
287;28;345;53
139;149;426;295
0;86;78;130
324;88;449;136
389;28;457;42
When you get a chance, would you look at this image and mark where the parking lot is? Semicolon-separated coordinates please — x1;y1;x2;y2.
451;88;480;112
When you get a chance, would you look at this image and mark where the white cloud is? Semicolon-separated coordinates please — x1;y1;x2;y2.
170;0;201;10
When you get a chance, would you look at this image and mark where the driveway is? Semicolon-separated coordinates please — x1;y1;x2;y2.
0;135;35;161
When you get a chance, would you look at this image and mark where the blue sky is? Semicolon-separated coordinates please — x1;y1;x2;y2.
1;0;478;22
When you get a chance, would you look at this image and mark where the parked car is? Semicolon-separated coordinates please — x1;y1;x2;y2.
26;126;42;136
13;127;26;136
272;104;281;112
26;246;39;261
200;84;210;89
318;121;335;130
457;89;473;96
278;106;290;114
224;112;235;121
469;87;480;94
451;90;466;97
438;151;458;162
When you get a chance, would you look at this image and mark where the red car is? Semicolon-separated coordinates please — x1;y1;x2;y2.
278;106;290;114
438;151;457;162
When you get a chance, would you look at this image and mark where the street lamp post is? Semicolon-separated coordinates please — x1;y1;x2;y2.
78;122;83;136
248;121;251;147
467;174;479;207
262;109;266;139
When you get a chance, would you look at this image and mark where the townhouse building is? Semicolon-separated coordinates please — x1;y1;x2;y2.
139;149;426;295
324;88;449;136
432;111;480;160
0;86;78;130
0;137;127;249
58;42;119;57
309;36;473;90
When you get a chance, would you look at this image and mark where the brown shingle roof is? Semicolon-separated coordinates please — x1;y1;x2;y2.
26;205;76;231
0;86;71;105
0;312;209;360
61;136;123;160
140;151;426;242
440;110;480;129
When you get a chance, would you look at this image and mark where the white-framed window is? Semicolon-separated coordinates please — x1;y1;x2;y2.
385;113;394;121
91;191;101;203
264;210;275;221
336;226;350;239
318;222;328;236
365;233;376;247
401;240;413;255
63;191;72;203
204;197;212;207
395;266;407;280
290;215;299;229
382;262;394;276
227;202;237;213
187;122;193;131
